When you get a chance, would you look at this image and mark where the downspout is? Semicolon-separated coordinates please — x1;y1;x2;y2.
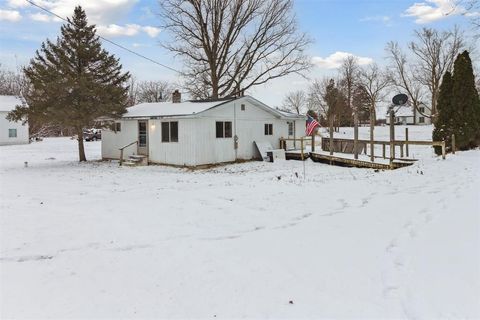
293;120;296;149
194;119;197;167
234;102;238;160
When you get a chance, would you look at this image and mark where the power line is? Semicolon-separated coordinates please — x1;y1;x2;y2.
24;0;181;74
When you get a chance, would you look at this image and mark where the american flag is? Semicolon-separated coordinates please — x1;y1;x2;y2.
305;114;320;136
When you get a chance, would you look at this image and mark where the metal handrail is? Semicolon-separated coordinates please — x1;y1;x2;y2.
119;140;138;166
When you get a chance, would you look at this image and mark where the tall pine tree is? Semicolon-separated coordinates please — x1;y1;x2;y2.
8;6;130;161
432;51;480;153
433;71;454;155
451;51;480;150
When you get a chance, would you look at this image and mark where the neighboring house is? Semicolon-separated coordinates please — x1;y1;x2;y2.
102;93;306;166
0;95;29;146
385;105;432;125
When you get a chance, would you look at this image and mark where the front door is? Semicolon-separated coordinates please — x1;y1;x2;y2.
138;120;148;155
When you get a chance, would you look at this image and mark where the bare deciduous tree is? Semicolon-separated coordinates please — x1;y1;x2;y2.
127;76;138;106
408;27;465;118
458;0;479;35
282;90;307;115
358;63;391;161
159;0;311;99
308;78;350;131
385;41;427;122
0;64;27;96
339;56;360;158
137;80;173;103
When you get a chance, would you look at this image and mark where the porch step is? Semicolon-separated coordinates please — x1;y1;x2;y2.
122;154;148;166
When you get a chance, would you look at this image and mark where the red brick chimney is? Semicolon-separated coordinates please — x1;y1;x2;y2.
172;90;181;103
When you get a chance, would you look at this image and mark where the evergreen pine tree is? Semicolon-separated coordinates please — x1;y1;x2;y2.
451;51;480;150
432;71;454;155
7;6;130;161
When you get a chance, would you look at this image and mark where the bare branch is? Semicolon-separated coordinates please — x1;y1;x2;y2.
282;90;307;114
158;0;311;99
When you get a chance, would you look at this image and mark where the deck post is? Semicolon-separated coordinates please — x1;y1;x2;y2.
400;143;404;158
451;134;456;154
382;143;386;159
120;149;124;166
311;134;315;152
442;140;446;160
370;112;374;162
300;137;304;161
353;118;359;160
389;110;395;167
329;119;334;156
405;128;409;157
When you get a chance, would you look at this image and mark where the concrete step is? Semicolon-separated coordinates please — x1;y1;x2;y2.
123;154;148;166
122;161;138;166
129;155;147;159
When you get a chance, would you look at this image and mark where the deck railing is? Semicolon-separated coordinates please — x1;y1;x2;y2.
119;140;138;166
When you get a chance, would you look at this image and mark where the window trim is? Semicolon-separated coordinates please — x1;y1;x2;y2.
287;122;294;136
264;123;273;135
216;121;233;138
161;121;178;143
138;121;148;147
8;128;17;138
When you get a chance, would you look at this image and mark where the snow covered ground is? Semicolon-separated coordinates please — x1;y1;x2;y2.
1;126;479;319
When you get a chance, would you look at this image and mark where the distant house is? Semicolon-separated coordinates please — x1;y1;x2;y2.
102;93;306;166
0;95;29;146
385;105;432;125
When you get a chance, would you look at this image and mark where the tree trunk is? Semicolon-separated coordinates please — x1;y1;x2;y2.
77;129;87;162
413;103;417;125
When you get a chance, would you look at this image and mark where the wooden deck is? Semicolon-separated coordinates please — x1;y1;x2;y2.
309;152;414;170
285;151;310;161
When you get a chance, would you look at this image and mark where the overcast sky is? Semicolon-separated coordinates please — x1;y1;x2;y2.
0;0;477;107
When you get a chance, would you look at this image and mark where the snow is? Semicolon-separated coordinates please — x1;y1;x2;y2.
1;125;479;319
0;95;23;112
124;96;305;119
125;100;223;118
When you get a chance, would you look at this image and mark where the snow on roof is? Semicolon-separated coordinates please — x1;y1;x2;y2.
0;95;24;112
276;110;305;118
123;100;231;118
123;96;305;119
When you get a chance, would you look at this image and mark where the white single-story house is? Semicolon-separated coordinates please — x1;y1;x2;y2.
102;94;306;166
386;104;432;125
0;95;29;146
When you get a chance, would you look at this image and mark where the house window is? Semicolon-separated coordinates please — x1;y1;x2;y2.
115;122;121;132
216;121;232;138
419;117;425;123
264;124;273;135
8;129;17;138
288;122;294;136
419;107;425;113
241;104;246;111
161;121;178;142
